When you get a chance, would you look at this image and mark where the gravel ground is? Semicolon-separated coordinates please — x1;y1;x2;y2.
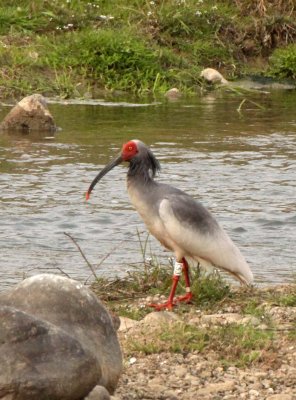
111;285;296;400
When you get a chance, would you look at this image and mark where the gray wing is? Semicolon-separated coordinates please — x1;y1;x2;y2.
157;190;253;284
163;192;220;236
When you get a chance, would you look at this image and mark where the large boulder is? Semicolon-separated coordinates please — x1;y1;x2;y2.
0;94;56;133
0;306;100;400
0;274;122;399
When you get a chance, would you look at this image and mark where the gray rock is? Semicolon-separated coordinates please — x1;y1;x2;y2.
0;94;56;133
0;305;100;400
0;274;122;396
85;385;111;400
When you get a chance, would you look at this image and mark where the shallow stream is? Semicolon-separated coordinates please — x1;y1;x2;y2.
0;90;295;289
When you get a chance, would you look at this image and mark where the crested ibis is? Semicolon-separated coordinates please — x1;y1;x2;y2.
86;140;253;310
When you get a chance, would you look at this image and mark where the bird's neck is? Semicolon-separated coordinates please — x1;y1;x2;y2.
126;162;158;197
127;153;159;184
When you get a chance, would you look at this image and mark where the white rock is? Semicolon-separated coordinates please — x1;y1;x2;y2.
118;317;138;332
200;68;228;84
141;311;181;326
85;385;111;400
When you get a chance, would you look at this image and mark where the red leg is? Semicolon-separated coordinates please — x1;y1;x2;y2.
148;259;193;311
148;275;179;311
175;258;193;303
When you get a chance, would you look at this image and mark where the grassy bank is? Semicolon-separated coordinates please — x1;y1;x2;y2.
0;0;296;99
91;262;295;368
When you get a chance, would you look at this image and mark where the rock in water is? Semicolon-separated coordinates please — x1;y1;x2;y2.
164;88;181;99
0;305;100;400
0;94;56;133
200;68;228;85
0;274;122;399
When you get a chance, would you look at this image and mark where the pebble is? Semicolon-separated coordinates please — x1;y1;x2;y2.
86;385;110;400
249;389;260;397
174;366;187;378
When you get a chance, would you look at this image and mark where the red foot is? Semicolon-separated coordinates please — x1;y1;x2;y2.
147;301;175;311
175;292;193;303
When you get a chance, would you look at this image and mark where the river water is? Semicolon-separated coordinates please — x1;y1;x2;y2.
0;90;295;289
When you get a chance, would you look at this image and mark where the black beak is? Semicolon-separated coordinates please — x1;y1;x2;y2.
86;154;123;200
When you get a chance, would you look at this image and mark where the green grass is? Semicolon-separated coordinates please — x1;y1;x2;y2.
269;44;296;80
92;255;232;311
273;292;296;307
0;0;295;98
127;322;275;367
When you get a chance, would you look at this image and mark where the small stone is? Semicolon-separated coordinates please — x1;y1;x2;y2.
266;395;294;400
141;311;180;326
196;380;235;396
85;385;111;400
164;88;181;99
250;382;261;390
211;313;241;325
240;316;261;326
200;68;228;84
249;389;260;397
165;390;179;400
174;366;187;378
129;357;137;365
148;383;167;393
261;379;271;388
149;377;164;386
118;317;138;332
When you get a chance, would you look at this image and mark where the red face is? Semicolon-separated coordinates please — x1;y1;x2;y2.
121;140;138;161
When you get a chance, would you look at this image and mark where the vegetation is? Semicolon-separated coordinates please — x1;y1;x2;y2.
268;45;296;80
0;0;295;98
89;247;295;367
90;260;294;368
126;323;275;367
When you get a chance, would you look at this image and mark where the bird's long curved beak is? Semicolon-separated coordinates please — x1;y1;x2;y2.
86;154;123;200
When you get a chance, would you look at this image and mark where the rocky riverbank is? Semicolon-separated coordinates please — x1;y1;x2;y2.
107;284;296;400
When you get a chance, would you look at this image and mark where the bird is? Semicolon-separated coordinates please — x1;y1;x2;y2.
86;139;253;310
